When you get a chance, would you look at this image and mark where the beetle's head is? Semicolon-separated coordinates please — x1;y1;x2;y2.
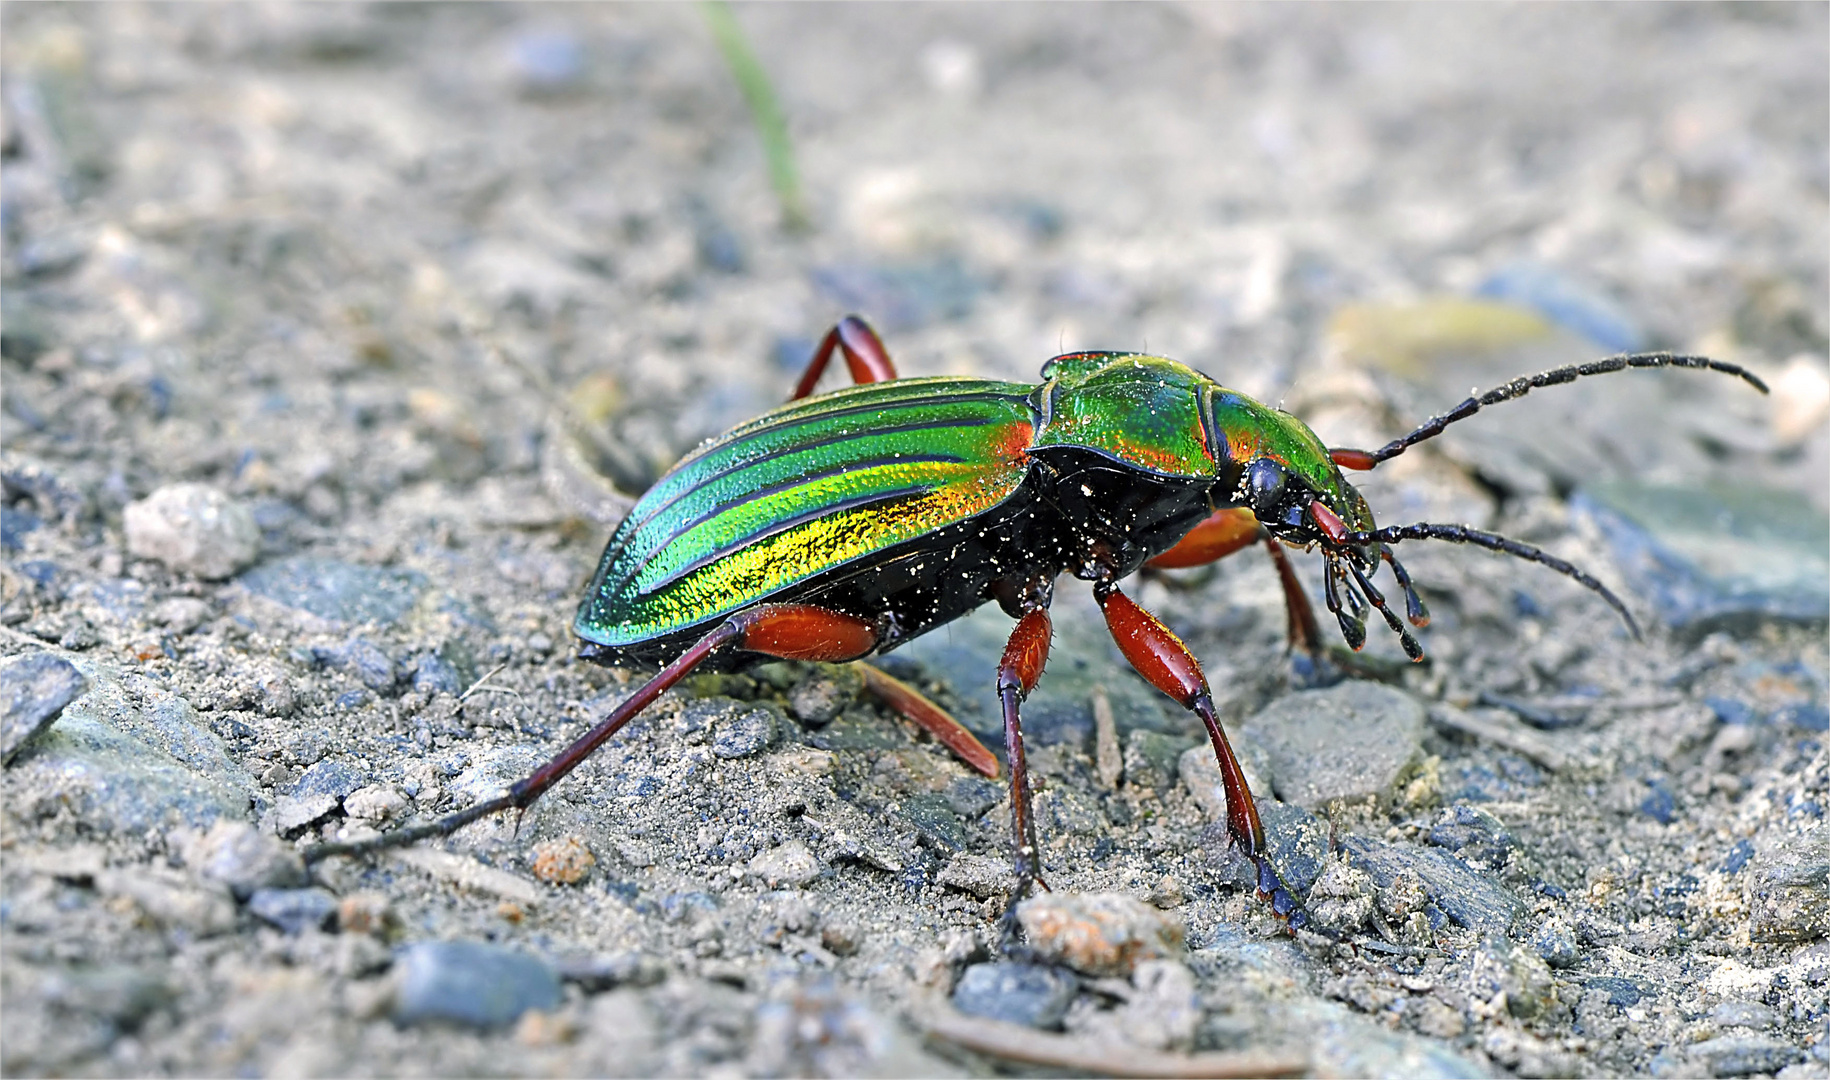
1214;402;1431;660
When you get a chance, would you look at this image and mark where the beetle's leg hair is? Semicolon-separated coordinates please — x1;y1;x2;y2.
790;315;899;399
1092;580;1319;931
1346;558;1424;661
1352;522;1641;639
303;604;879;865
996;595;1055;907
860;663;1000;779
1330;352;1769;470
1382;549;1429;627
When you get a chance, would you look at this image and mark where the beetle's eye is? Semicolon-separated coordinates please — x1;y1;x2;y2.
1247;460;1287;506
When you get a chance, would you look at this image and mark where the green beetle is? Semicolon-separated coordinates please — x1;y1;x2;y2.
312;317;1766;931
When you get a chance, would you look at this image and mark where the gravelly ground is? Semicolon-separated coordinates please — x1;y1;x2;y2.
2;4;1827;1077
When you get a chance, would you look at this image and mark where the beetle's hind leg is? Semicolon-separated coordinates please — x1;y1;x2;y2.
790;315;898;399
302;603;884;866
858;663;1000;779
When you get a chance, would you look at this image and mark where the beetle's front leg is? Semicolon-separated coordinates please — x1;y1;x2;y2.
1092;579;1317;932
1145;509;1327;667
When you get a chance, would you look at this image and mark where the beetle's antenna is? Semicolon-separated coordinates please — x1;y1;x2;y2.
1346;522;1641;640
1329;353;1769;471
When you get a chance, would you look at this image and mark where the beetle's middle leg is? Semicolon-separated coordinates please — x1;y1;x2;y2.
986;575;1056;910
789;314;898;399
1091;578;1317;931
1145;508;1327;663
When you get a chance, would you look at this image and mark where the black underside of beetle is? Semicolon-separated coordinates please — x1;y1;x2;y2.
576;448;1216;674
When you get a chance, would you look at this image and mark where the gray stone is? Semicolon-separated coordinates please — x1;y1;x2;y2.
322;637;397;691
897;792;966;851
411;653;463;695
0;652;86;764
183;820;307;899
950;962;1078;1029
1241;681;1425;808
9;665;257;832
1574;481;1830;638
1748;828;1830;942
248;887;339;935
1340;836;1525;935
124;483;260;580
712;705;779;759
1688;1035;1804;1077
392;940;563;1030
289;758;366;801
1708;1000;1780;1030
238;556;427;627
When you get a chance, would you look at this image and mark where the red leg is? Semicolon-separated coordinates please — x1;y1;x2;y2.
1147;509;1326;663
1093;580;1315;930
790;315;899;400
303;603;880;864
998;605;1053;896
1145;507;1261;569
860;663;1001;779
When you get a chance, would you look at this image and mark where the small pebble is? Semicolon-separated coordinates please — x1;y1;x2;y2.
787;667;859;726
713;705;778;759
1529;915;1580;968
238;557;427;627
288;759;366;802
392;940;563;1030
123;483;260;580
183;820;307;900
1015;892;1184;977
0;652;87;765
343;783;410;823
152;597;212;632
951;961;1078;1029
337;892;395;937
531;835;596;885
1147;874;1185;909
248;887;338;935
747;840;823;888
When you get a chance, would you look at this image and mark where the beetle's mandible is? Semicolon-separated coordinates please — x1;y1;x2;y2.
307;315;1768;932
